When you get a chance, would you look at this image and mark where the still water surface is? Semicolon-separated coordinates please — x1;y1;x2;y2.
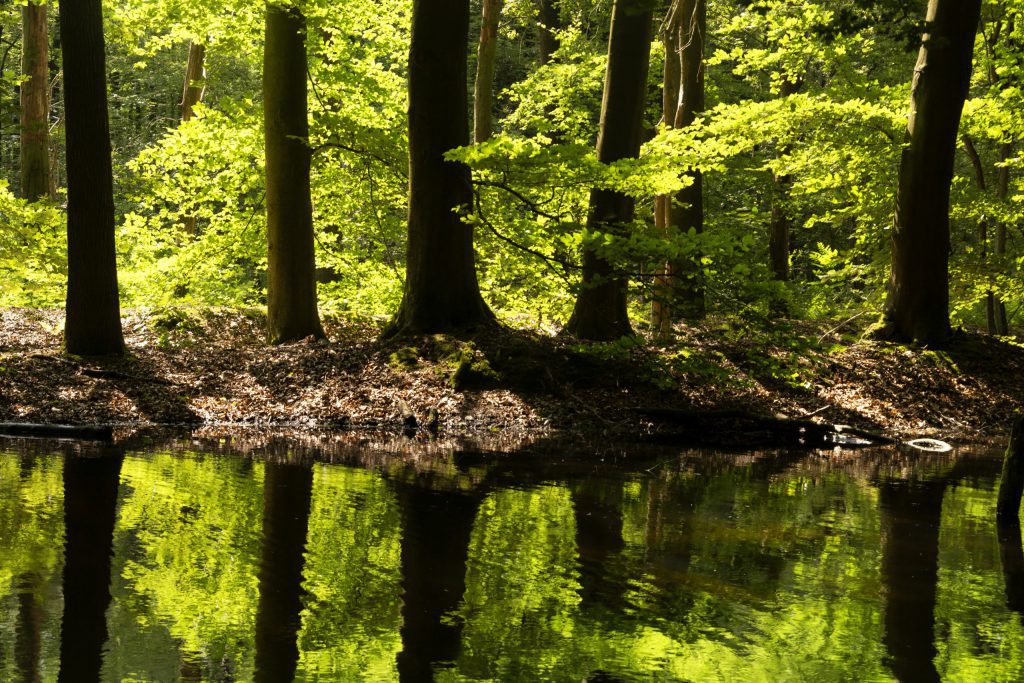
0;439;1021;682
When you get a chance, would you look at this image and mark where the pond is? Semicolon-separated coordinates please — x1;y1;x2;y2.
0;436;1020;682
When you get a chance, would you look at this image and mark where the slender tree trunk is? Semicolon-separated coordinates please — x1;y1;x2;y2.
473;0;503;143
994;142;1011;335
58;0;125;356
15;572;43;683
20;0;52;203
180;42;206;236
669;0;706;320
181;42;206;122
253;462;313;683
264;3;326;343
538;0;560;65
877;0;982;347
769;78;800;290
962;135;997;334
387;0;495;335
652;7;681;338
564;0;654;341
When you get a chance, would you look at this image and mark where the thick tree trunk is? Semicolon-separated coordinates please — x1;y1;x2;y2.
387;0;495;335
538;0;560;65
564;0;654;341
473;0;503;143
878;0;981;347
180;42;206;122
20;1;52;203
253;462;313;683
669;0;706;320
264;3;326;344
58;0;125;356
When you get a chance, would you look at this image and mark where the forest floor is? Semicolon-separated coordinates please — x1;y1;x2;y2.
1;307;1022;446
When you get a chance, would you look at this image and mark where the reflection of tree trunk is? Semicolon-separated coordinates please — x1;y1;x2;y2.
879;478;946;683
998;523;1024;623
254;462;314;683
15;572;43;683
179;651;204;683
58;450;125;683
571;481;625;608
394;485;481;681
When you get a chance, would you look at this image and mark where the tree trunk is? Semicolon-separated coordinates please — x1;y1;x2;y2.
878;0;981;347
264;3;326;344
253;462;313;683
180;42;206;236
994;142;1011;335
564;0;654;341
387;0;495;336
538;0;560;65
181;41;206;122
652;5;681;338
20;0;52;203
58;0;125;356
669;0;706;320
962;134;997;335
473;0;503;143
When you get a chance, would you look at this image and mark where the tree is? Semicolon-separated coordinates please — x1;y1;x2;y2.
564;0;654;341
876;0;982;347
20;0;52;202
474;0;504;143
181;41;206;122
264;1;326;343
387;0;495;335
59;0;126;355
655;0;704;331
538;0;560;65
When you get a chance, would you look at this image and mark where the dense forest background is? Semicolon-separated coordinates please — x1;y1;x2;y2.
0;0;1020;342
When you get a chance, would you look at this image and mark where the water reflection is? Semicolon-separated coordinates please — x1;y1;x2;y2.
3;440;1024;680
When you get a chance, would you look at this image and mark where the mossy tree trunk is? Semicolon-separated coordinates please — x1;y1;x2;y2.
387;0;495;336
59;0;125;356
20;0;52;203
264;3;326;344
564;0;654;341
877;0;981;347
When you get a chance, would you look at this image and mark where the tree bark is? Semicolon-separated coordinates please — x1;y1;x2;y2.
768;77;801;318
58;0;125;356
264;3;326;343
994;143;1011;335
387;0;495;336
878;0;982;347
564;0;654;341
669;0;706;320
180;41;206;123
473;0;503;143
651;9;681;338
20;0;52;203
538;0;560;65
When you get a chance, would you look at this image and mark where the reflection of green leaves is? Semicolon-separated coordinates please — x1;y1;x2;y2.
296;465;403;681
105;452;265;681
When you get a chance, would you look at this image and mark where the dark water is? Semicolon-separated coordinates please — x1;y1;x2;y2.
1;439;1022;682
